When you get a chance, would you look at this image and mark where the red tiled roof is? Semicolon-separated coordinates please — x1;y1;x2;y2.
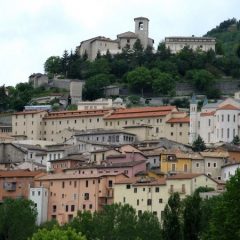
44;109;109;120
115;176;166;186
105;111;172;120
0;170;44;178
167;173;202;180
13;110;46;115
200;111;215;117
218;104;239;111
166;117;190;123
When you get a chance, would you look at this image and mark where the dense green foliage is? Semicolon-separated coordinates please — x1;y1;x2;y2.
31;226;86;240
0;198;37;240
41;19;240;100
192;135;207;152
0;84;67;112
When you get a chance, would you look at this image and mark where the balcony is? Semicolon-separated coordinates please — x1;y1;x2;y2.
3;182;16;191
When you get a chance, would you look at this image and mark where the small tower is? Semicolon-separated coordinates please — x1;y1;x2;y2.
189;94;198;144
134;17;149;49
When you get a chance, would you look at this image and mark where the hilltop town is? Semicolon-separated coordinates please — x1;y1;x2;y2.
1;16;240;240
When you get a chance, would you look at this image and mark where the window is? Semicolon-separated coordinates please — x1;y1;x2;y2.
134;188;137;193
234;115;236;122
62;194;64;198
71;205;75;211
222;115;224;122
32;191;35;196
159;198;163;203
182;184;186;193
74;181;77;188
155;187;159;192
108;180;113;188
213;162;217;168
228;114;230;122
184;164;188;172
227;128;230;139
38;191;41;196
89;204;92;209
143;188;145;192
126;184;131;189
171;163;176;171
147;199;152;206
86;180;88;188
196;163;199;168
52;205;57;213
156;127;159;133
65;205;69;212
171;123;174;127
179;132;182;136
62;181;65;188
208;119;211;126
137;199;139;206
221;128;223;138
123;197;126;203
84;193;89;200
207;162;211;167
171;132;173;136
83;204;86;209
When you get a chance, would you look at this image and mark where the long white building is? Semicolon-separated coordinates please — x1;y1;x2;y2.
190;96;240;145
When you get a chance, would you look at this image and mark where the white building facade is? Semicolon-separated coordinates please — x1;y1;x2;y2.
189;97;240;145
221;163;240;181
29;187;48;225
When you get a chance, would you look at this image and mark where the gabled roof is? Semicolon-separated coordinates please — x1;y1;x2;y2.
200;111;216;117
117;31;138;38
104;106;176;120
0;170;44;178
167;173;203;180
217;104;240;111
166;117;189;123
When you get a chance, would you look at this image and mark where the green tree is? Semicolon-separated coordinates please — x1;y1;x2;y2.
0;198;37;240
162;193;182;240
205;169;240;240
127;67;152;93
136;211;162;240
83;73;112;100
133;39;143;52
31;226;86;240
68;211;95;240
44;56;61;75
0;85;9;111
183;192;202;240
192;135;206;152
152;71;176;96
94;203;137;240
232;135;240;145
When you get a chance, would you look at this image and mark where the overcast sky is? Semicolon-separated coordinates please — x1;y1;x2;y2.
0;0;240;87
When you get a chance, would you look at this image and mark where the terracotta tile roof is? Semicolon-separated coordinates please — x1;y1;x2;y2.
105;111;172;120
217;104;240;111
44;109;108;120
167;173;202;180
13;110;46;115
115;176;166;186
0;170;44;178
166;117;190;123
200;111;216;117
200;151;229;158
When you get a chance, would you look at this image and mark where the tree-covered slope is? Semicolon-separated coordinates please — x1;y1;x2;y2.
205;18;240;56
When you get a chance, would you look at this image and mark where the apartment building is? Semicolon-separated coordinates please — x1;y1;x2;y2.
0;170;43;202
12;110;47;140
114;174;219;220
34;172;127;224
190;97;240;144
104;106;189;143
12;106;190;144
